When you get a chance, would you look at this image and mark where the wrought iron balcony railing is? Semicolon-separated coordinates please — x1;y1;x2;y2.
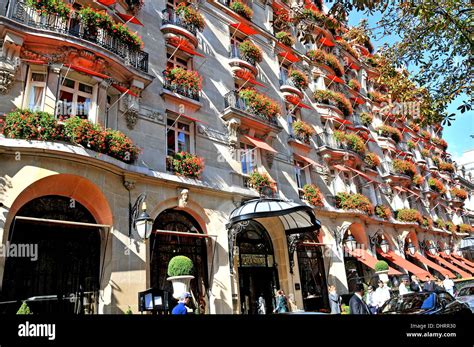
161;8;198;36
8;1;148;73
162;70;200;101
229;44;257;65
224;91;278;126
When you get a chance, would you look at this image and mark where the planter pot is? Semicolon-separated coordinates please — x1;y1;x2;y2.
167;275;195;299
376;271;389;284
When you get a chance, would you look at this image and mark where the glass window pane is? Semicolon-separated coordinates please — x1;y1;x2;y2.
63;78;75;88
29;86;44;111
177;131;190;152
178;122;190;132
167;129;175;156
79;83;93;94
32;73;46;82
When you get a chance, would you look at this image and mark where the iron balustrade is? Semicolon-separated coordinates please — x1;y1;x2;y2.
279;72;302;91
162;70;200;101
161;8;198;36
229;44;257;65
224;90;278;126
316;131;363;156
9;1;148;73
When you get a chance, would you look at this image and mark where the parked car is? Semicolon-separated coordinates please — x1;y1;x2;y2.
455;285;474;313
379;291;472;315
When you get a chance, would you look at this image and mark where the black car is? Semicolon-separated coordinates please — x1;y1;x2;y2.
379;291;472;315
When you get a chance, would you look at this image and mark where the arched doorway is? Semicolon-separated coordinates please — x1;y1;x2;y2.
1;196;101;314
296;244;329;312
236;221;277;315
150;209;209;309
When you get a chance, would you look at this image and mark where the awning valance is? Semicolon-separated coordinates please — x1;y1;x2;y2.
377;249;432;279
285;95;312;110
346;248;401;275
278;50;299;63
411;253;455;279
452;254;474;268
230;22;258;36
65;64;110;80
228;198;321;234
427;252;471;278
241;135;277;153
111;83;138;97
294;154;325;169
117;13;144;26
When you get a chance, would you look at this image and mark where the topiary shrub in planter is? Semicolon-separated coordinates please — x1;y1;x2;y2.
375;260;389;283
17;301;32;315
167;255;195;299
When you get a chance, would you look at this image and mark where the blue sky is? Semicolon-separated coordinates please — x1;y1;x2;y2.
347;8;473;162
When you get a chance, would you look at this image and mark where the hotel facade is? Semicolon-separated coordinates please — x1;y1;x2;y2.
0;0;473;314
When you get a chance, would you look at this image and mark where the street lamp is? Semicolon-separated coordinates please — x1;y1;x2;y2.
344;231;357;252
428;241;437;256
456;249;463;257
380;235;390;254
407;238;416;256
130;193;154;240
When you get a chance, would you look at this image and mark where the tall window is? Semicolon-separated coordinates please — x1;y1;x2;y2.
167;116;193;156
294;160;308;189
28;72;46;111
287;106;299;135
230;33;245;59
57;78;93;120
240;142;256;174
166;50;192;70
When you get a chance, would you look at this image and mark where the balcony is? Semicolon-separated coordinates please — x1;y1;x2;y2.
316;131;363;166
229;44;258;77
279;72;304;99
161;8;199;47
350;113;370;133
6;1;148;73
161;69;202;112
380;161;412;185
221;90;281;134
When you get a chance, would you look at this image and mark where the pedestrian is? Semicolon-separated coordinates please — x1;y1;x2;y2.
273;289;289;313
410;275;421;292
171;292;192;315
328;285;342;314
442;276;455;295
398;277;411;295
349;283;371;314
257;294;266;314
422;275;435;292
287;293;298;312
373;279;391;309
365;285;377;314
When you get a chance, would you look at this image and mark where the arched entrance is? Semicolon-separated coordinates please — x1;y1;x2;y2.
236;221;277;315
1;196;101;314
150;209;209;309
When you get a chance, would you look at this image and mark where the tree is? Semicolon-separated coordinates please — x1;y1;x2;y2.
326;0;473;124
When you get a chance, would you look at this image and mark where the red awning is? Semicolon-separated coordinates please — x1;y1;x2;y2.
235;69;266;88
271;1;288;14
347;167;375;182
174;113;207;124
348;61;360;71
411;253;455;279
64;64;110;80
285;95;312;110
346;248;401;275
294;154;325;169
22;59;47;65
230;22;258;36
377;249;433;279
319;37;335;47
117;13;144;26
350;97;365;105
333;164;349;172
452;254;474;268
443;254;474;274
97;0;116;5
111;83;138;97
242;135;277;153
326;74;344;84
278;50;299;63
168;37;205;57
426;252;471;278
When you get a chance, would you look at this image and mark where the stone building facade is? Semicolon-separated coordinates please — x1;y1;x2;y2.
0;0;473;314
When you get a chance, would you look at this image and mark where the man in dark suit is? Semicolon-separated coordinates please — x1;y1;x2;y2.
422;275;435;292
349;283;371;314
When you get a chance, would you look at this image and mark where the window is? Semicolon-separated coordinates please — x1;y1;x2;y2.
287;106;300;135
28;72;46;111
167;116;193;156
57;78;94;120
240;142;256;175
230;33;245;59
294;160;308;189
166;50;192;70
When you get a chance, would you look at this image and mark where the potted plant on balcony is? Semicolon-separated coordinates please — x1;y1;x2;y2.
248;171;275;195
412;174;425;187
360;112;373;127
435;219;445;230
392;159;417;177
420;148;430;158
238;40;263;63
375;260;389;284
408;121;420;133
335;192;374;215
275;31;295;47
176;3;206;31
431;137;448;150
288;69;309;91
422;216;433;229
364;152;380;170
172;151;205;179
230;0;253;20
396;209;423;224
459;224;473;234
26;0;73;20
348;79;361;92
302;184;324;207
292;120;315;144
238;88;280;119
451;187;467;200
164;66;202;96
420;130;431;141
313;90;353;116
376;125;402;143
375;205;391;220
167;255;195;299
428;177;446;194
367;90;388;104
439;161;454;173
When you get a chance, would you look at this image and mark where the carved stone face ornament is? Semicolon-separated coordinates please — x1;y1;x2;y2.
178;188;189;208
